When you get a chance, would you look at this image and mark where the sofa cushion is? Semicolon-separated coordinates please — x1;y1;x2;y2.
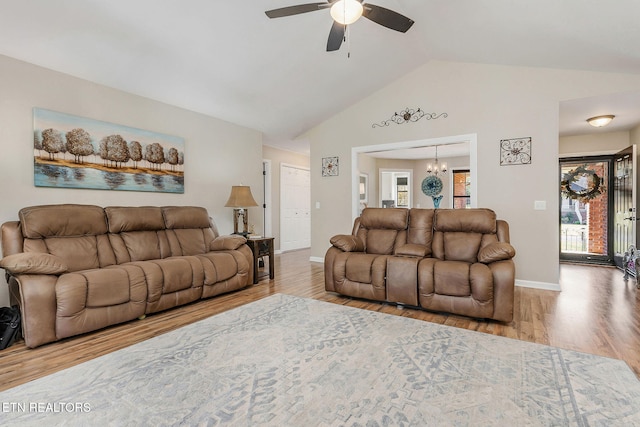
434;208;496;234
364;229;401;255
121;231;162;261
394;243;428;257
163;206;211;229
0;252;68;275
106;206;165;233
360;208;408;230
407;209;435;255
19;204;107;238
45;236;101;271
199;252;244;284
169;229;210;256
55;265;147;339
442;232;483;263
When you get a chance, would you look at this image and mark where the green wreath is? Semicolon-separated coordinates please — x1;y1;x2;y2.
560;165;604;203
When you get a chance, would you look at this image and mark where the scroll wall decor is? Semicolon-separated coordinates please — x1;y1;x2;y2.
372;107;448;128
500;137;531;166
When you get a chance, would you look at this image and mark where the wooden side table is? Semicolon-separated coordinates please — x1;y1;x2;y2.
245;237;275;284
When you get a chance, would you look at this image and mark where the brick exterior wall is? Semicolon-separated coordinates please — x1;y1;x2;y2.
587;163;607;255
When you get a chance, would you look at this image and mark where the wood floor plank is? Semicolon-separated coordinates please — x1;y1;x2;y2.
0;251;638;392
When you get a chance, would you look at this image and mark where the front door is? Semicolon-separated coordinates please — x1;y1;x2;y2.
559;157;612;264
613;145;637;269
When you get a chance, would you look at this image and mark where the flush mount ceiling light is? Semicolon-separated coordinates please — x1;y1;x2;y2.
587;115;615;128
330;0;364;25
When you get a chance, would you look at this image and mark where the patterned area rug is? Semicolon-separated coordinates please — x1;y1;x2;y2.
2;294;640;426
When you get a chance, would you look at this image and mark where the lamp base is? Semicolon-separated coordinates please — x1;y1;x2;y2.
232;208;250;235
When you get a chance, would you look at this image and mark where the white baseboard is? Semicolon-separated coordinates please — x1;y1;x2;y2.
516;279;561;291
274;249;283;255
309;256;324;263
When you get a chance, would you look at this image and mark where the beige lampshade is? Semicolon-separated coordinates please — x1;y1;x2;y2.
224;185;258;208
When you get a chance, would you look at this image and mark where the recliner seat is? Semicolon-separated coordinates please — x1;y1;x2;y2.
0;204;253;348
325;208;516;322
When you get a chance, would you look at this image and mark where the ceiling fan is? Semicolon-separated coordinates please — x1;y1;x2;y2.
265;0;415;52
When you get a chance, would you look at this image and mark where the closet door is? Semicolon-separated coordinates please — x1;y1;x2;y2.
280;164;310;251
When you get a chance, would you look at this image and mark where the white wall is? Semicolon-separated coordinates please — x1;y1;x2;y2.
306;60;640;287
0;54;264;306
560;131;631;156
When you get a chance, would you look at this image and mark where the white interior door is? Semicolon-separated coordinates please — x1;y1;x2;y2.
280;164;310;251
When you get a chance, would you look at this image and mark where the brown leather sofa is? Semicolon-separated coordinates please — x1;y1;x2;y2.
0;204;253;348
324;208;516;322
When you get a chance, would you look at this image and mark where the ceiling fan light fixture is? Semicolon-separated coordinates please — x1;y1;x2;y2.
587;115;615;128
330;0;364;25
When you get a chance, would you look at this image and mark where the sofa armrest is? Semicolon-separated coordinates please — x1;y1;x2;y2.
330;234;364;252
210;235;247;251
478;242;516;264
0;253;68;275
394;244;428;258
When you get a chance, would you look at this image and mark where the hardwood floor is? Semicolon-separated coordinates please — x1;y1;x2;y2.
1;251;639;392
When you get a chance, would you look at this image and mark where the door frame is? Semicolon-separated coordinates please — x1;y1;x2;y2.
279;163;311;252
351;134;478;221
558;155;614;265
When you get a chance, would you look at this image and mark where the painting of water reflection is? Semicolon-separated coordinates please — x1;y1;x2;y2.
33;108;184;193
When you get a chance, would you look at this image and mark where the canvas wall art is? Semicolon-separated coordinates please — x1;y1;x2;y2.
33;108;185;193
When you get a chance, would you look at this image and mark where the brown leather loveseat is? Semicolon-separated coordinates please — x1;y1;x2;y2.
324;208;516;322
0;204;253;348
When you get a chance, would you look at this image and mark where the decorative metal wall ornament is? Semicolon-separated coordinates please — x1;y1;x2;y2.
372;108;448;128
322;156;339;177
500;137;532;165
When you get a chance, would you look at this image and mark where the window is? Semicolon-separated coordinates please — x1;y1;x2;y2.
452;169;471;209
396;177;409;207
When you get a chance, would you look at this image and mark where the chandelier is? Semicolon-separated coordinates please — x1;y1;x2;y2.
427;145;447;176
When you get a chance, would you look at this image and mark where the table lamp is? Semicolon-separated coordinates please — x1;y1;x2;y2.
224;185;258;236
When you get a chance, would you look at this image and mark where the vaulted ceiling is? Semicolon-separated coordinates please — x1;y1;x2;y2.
1;0;640;154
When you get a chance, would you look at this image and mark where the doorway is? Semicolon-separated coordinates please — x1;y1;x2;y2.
559;146;637;266
379;169;412;208
280;163;311;251
559;157;612;264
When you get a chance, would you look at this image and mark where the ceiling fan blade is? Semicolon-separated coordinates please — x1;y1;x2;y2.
362;4;414;33
265;3;330;18
327;21;345;51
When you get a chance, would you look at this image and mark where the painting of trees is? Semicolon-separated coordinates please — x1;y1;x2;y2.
41;128;64;160
100;134;130;168
34;108;184;193
129;141;142;169
65;128;94;163
167;147;179;172
145;142;165;170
